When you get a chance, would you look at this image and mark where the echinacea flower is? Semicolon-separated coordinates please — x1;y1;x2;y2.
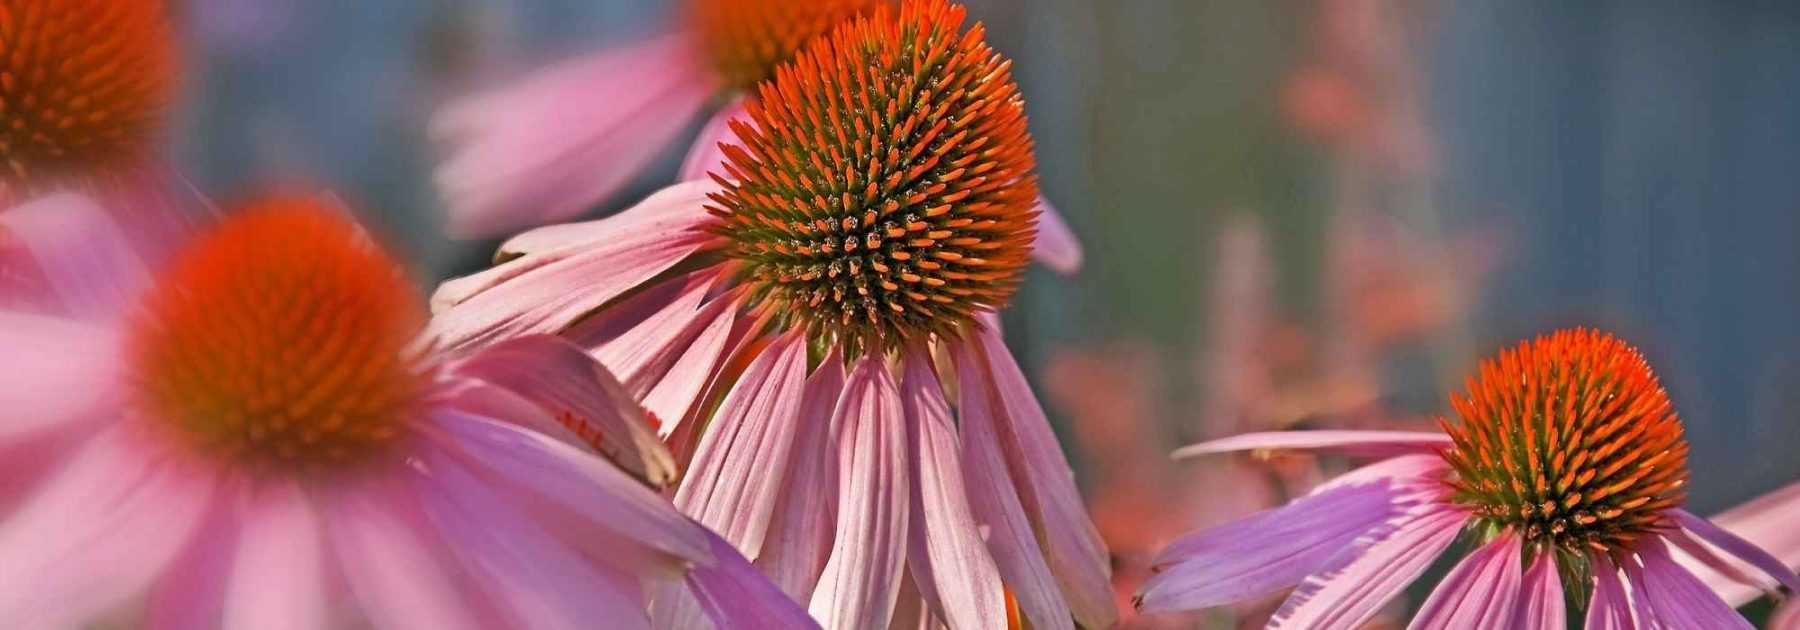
0;195;815;629
1135;328;1800;628
429;1;1114;627
432;0;1081;274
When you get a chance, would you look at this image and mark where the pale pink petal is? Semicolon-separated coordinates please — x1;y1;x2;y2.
143;496;238;630
1136;482;1409;613
1670;507;1800;602
679;96;748;183
808;356;910;628
966;329;1115;627
426;182;720;352
1268;506;1468;629
956;343;1074;630
0;427;215;627
1513;550;1565;629
1585;556;1638;630
0;192;153;320
1309;453;1450;496
446;335;677;486
436;36;718;238
416;447;652;629
640;295;740;443
1173;430;1453;459
330;483;483;630
429;410;713;563
755;352;847;600
1030;196;1083;275
1631;541;1753;629
223;482;330;630
1408;534;1521;630
0;311;120;443
686;530;822;630
674;333;811;558
900;352;1006;629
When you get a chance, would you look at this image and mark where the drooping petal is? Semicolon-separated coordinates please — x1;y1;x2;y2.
1685;481;1800;606
222;482;330;630
686;530;822;630
1136;482;1409;613
435;35;718;238
142;494;238;630
901;352;1006;630
965;329;1115;628
674;333;811;558
445;335;677;487
1585;556;1638;630
755;352;846;600
808;356;910;629
0;192;153;320
427;182;721;352
679;96;748;183
330;482;483;630
0;427;215;628
1407;534;1522;630
1669;507;1800;602
429;410;713;564
1029;196;1083;275
0;311;120;443
1173;430;1453;459
1513;550;1566;629
1268;506;1468;630
1631;541;1753;630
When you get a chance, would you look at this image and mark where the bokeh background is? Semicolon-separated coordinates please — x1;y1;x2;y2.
175;1;1800;626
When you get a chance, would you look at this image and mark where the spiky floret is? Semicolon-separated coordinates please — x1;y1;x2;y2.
708;0;1038;354
0;0;175;191
1439;329;1688;557
685;0;884;90
129;199;426;470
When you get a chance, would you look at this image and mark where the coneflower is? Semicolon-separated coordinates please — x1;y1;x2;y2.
430;1;1113;627
432;0;1079;274
1136;328;1797;628
0;195;814;629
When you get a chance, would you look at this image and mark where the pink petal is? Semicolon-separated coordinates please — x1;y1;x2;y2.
1173;430;1452;459
1585;555;1638;630
330;484;482;630
755;352;846;601
223;482;330;630
0;192;153;320
640;294;740;444
686;530;822;630
900;352;1006;629
429;410;713;563
416;447;652;629
1309;453;1451;496
1136;482;1410;613
1514;550;1566;629
1408;534;1521;630
1268;506;1468;629
1030;196;1083;275
808;356;910;628
0;311;120;443
1773;600;1800;630
957;344;1074;630
143;495;238;630
679;96;748;183
426;182;720;352
1672;506;1800;603
446;334;677;486
1631;541;1753;629
672;333;811;558
436;36;718;238
0;427;215;627
965;329;1115;628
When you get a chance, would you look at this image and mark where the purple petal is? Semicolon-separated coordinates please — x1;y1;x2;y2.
436;36;717;238
1585;555;1638;630
755;353;846;600
1689;481;1800;606
330;484;483;630
1673;508;1800;600
1630;541;1753;629
679;96;748;183
1173;430;1452;459
807;356;910;628
1268;506;1468;629
1513;550;1566;629
901;352;1006;629
0;192;153;320
222;483;329;630
1408;534;1522;630
966;328;1116;628
1136;482;1408;613
1030;196;1083;274
673;333;811;558
686;530;821;630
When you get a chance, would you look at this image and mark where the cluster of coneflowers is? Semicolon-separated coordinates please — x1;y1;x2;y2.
0;0;1794;629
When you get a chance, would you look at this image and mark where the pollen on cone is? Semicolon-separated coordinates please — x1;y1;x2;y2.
129;198;426;469
685;0;883;90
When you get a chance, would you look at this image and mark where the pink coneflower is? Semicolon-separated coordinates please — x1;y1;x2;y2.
0;195;814;629
430;1;1113;627
431;0;1081;274
1136;328;1799;628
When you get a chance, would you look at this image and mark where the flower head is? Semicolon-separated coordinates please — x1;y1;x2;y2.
686;0;884;90
1136;329;1799;628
